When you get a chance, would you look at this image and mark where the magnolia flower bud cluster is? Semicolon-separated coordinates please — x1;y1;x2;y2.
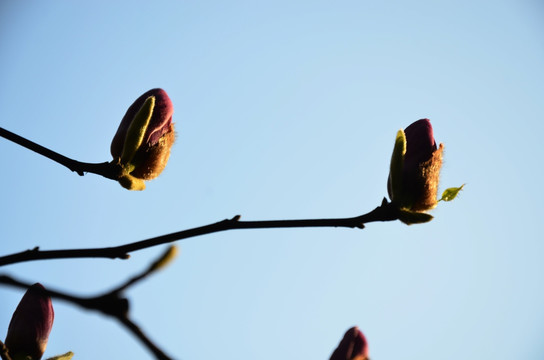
388;118;444;224
111;88;175;190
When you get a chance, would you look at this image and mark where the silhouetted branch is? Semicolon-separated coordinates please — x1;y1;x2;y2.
118;317;170;360
0;252;175;360
0;127;122;179
0;199;399;267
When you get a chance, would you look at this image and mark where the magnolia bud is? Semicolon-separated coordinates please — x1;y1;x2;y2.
111;88;175;190
388;118;443;212
5;283;54;360
329;326;369;360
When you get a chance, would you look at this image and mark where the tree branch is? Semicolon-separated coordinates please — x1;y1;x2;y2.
0;127;122;179
0;199;399;266
0;270;173;360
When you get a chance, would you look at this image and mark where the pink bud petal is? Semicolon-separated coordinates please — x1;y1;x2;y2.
387;118;443;211
5;283;54;360
111;88;174;159
110;88;176;186
330;326;369;360
403;118;436;172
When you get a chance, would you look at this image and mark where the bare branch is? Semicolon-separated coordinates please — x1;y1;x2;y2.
0;127;122;179
0;199;399;266
0;265;173;360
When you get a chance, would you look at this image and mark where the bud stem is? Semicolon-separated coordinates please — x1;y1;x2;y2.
0;127;123;180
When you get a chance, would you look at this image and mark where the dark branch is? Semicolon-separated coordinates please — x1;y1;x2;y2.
0;127;122;179
0;199;399;266
119;317;172;360
0;270;173;360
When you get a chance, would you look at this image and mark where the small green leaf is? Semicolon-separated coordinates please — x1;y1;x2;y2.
439;184;465;202
398;209;434;225
389;129;407;203
45;351;74;360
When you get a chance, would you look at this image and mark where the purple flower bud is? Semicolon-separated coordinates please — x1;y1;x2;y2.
111;88;175;183
329;326;369;360
5;283;54;360
388;118;444;212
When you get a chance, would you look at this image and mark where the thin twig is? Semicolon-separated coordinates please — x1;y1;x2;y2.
0;127;122;179
0;199;399;266
0;273;173;360
119;317;172;360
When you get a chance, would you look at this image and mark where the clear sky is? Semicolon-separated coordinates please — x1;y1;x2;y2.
1;1;543;359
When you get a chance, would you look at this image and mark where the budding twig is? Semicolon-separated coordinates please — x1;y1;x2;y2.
0;261;174;360
0;199;399;266
0;127;122;180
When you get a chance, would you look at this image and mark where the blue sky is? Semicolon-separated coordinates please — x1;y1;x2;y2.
1;1;543;359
